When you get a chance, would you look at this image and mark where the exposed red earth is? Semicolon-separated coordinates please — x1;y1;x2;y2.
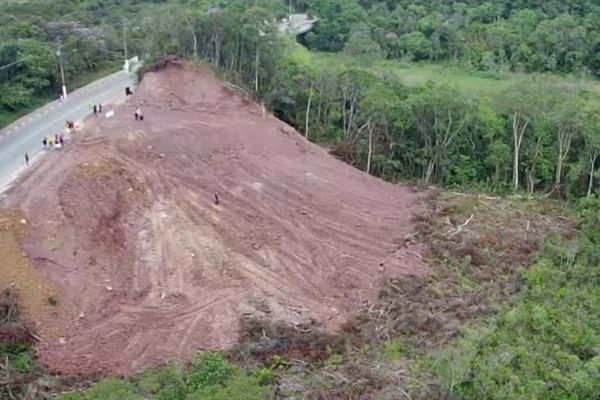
0;59;427;375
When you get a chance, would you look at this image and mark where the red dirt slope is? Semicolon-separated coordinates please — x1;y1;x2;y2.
1;60;427;375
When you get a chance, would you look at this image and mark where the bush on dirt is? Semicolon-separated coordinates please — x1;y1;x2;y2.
187;374;273;400
62;379;142;400
186;352;234;391
135;361;187;400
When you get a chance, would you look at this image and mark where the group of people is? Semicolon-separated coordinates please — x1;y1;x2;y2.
42;121;71;150
43;133;65;150
25;87;142;168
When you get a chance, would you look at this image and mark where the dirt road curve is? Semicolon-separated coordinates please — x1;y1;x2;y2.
1;60;427;376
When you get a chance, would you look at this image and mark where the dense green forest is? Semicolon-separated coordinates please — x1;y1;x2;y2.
3;0;600;399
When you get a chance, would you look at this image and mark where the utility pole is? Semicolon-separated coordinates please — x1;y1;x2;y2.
56;37;67;100
123;20;129;72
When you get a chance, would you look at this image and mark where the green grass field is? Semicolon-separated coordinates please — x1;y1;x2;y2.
286;45;600;98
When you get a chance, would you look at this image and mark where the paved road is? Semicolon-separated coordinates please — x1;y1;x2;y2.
0;70;135;192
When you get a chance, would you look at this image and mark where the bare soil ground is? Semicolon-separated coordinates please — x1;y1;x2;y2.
0;60;427;376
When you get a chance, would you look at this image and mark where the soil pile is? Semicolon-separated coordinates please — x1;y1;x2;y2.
1;60;427;375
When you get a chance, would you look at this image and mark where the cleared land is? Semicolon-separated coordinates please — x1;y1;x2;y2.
0;60;427;376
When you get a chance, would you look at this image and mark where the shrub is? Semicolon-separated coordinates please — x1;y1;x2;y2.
384;338;405;361
80;378;141;400
12;350;34;374
186;374;272;400
186;352;234;391
136;360;187;400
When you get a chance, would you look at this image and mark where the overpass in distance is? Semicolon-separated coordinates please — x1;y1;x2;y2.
278;13;319;35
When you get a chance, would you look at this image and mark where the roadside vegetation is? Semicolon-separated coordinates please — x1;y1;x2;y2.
3;0;600;399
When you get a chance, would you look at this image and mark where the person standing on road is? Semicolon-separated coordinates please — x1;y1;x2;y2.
98;104;103;113
25;153;29;166
42;137;47;148
48;135;54;148
93;104;98;114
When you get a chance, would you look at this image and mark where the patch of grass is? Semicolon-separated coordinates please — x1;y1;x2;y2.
187;352;234;391
136;361;187;400
286;44;600;99
384;338;405;361
67;378;142;400
12;349;34;374
187;374;273;400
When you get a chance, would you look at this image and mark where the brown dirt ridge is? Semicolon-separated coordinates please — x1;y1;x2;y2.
0;59;427;376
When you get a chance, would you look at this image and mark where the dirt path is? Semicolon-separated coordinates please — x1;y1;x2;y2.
1;60;427;376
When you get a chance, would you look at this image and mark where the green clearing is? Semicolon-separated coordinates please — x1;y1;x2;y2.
287;45;600;98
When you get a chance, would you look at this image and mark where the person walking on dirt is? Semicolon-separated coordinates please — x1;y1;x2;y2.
93;104;97;114
214;194;219;205
59;134;64;146
55;133;59;144
98;104;103;113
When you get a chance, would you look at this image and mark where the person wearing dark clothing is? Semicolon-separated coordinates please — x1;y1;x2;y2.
214;194;220;205
93;104;97;114
25;153;29;166
98;104;103;113
59;135;64;145
42;137;47;148
55;134;59;143
125;86;132;96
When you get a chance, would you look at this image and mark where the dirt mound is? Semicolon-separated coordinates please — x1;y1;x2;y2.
150;55;184;72
2;63;427;376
